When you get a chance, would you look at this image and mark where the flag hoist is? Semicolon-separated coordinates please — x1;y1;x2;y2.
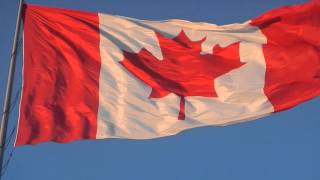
0;0;24;178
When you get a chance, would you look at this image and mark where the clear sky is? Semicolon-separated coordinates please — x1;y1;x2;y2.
0;0;319;179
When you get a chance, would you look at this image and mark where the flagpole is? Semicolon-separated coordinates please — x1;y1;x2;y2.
0;0;24;177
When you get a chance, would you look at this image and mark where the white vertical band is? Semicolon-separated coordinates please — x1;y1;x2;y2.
96;13;274;139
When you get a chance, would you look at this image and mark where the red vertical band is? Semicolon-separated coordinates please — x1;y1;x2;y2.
251;1;320;112
16;5;101;146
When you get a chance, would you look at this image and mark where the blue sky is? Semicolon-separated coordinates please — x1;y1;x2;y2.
0;0;319;179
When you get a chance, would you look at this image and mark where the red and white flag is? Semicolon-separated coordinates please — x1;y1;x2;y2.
16;1;320;146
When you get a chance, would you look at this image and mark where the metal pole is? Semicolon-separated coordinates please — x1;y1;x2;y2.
0;0;24;177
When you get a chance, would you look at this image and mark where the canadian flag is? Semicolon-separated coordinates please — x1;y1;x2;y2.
16;1;319;146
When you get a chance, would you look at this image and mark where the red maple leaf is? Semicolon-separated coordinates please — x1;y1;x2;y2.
120;31;245;120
